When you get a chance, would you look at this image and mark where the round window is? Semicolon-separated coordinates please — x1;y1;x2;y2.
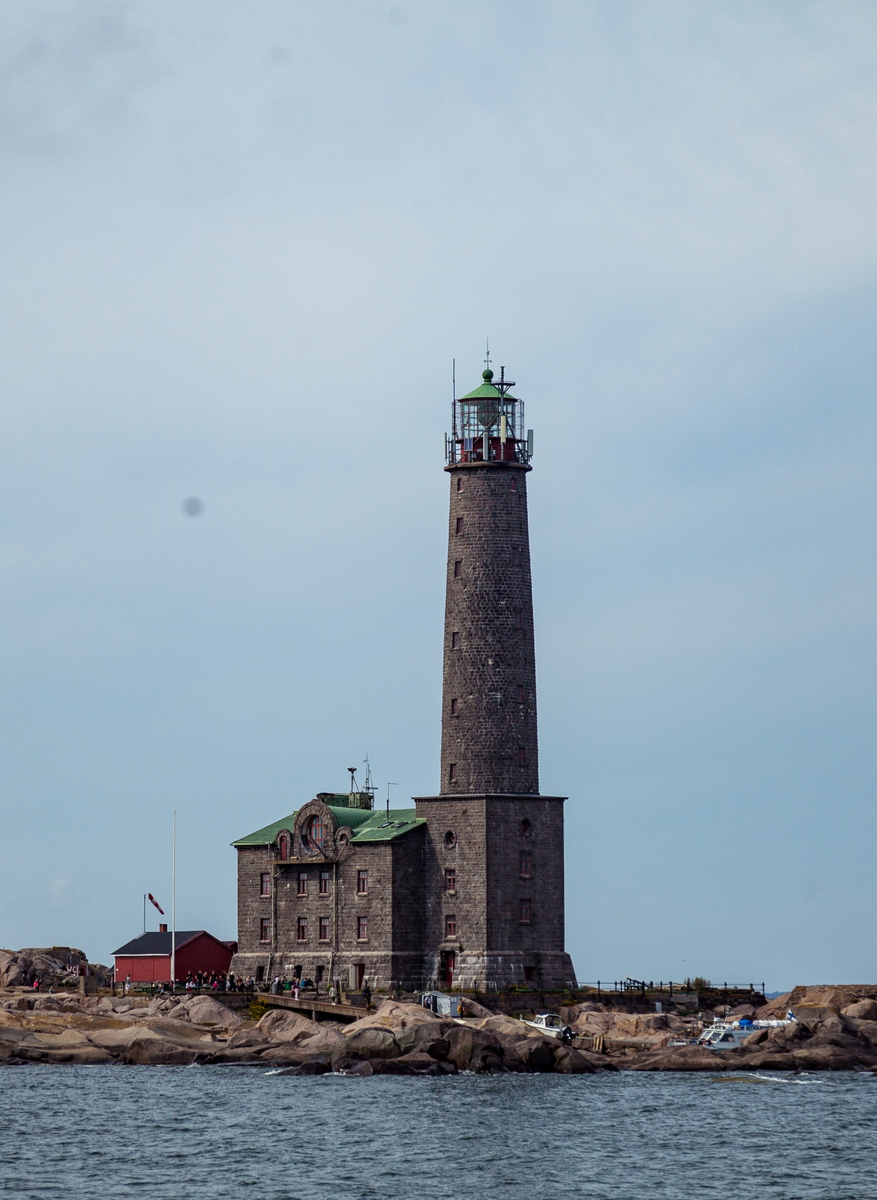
519;819;531;836
444;831;457;848
304;814;326;850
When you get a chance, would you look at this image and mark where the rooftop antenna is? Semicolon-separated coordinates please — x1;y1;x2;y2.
452;358;457;443
484;337;491;371
347;766;357;799
363;753;376;808
386;781;397;816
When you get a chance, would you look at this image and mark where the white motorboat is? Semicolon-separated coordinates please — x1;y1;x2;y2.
523;1013;573;1042
698;1017;793;1050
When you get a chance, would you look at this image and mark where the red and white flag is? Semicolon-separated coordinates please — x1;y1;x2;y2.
148;893;165;915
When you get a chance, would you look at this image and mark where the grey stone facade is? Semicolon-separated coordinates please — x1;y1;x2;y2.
231;366;576;992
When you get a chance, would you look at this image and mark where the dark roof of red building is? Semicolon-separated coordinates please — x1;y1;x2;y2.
112;931;222;956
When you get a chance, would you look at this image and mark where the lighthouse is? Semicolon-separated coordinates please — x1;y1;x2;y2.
231;358;575;995
415;361;576;992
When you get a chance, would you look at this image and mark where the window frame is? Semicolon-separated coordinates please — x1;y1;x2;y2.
297;915;308;942
444;868;456;894
319;870;330;896
259;918;270;943
357;915;369;941
297;871;308;896
260;872;271;897
357;869;369;895
319;916;330;942
444;913;457;939
519;899;532;924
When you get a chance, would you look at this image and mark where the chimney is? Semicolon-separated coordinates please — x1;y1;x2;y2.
159;923;167;933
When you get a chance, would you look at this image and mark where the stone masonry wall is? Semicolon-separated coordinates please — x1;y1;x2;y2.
485;795;566;956
441;461;538;795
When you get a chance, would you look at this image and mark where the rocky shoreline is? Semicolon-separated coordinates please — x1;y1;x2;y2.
3;985;877;1074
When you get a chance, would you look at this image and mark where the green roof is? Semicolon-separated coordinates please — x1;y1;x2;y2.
232;811;298;847
349;808;425;843
460;380;502;401
231;806;422;847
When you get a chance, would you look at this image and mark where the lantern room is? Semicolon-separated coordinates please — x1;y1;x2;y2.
446;366;532;465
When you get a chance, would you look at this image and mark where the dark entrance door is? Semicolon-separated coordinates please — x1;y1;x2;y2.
441;951;456;988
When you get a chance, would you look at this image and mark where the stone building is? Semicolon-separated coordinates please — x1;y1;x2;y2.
231;364;576;992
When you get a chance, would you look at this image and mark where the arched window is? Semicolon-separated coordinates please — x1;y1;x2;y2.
305;814;326;850
277;833;289;860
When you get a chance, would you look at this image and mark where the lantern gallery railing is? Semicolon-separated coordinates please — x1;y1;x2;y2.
446;364;533;466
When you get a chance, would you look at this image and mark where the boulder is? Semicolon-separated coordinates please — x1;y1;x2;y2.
631;1046;728;1071
226;1028;273;1050
842;999;877;1022
393;1051;457;1075
553;1046;598;1074
458;997;496;1019
256;1010;343;1057
508;1036;556;1072
612;1013;669;1037
739;1049;798;1071
123;1035;201;1065
338;1025;399;1061
276;1057;333;1076
443;1024;505;1071
561;1001;604;1023
791;1044;868;1071
175;996;242;1027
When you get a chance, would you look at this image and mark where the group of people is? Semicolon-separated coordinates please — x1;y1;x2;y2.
182;971;255;994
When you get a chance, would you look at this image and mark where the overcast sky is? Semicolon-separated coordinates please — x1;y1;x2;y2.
2;1;876;990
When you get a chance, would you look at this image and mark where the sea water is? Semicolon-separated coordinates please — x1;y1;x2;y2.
2;1067;876;1199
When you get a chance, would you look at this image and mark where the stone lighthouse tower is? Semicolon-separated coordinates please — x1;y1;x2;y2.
415;363;576;992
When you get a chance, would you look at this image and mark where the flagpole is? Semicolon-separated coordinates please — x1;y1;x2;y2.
171;810;176;992
143;893;146;934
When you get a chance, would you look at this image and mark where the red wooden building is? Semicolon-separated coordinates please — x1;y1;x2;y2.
113;927;237;984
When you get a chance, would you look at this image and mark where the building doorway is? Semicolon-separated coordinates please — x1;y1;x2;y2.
440;950;456;988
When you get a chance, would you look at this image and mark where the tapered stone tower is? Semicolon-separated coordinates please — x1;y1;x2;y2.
414;364;576;992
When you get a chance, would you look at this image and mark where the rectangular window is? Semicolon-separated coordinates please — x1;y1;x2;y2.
259;918;270;943
297;871;308;896
357;869;368;895
319;917;330;941
297;916;308;941
444;868;456;893
449;763;457;782
518;746;527;766
516;685;525;703
453;559;462;578
515;611;523;629
511;479;516;491
456;476;463;492
513;546;522;564
260;872;271;896
455;516;464;535
520;851;532;878
357;916;368;941
445;914;456;938
319;870;330;895
520;899;532;924
450;697;458;716
451;631;459;649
